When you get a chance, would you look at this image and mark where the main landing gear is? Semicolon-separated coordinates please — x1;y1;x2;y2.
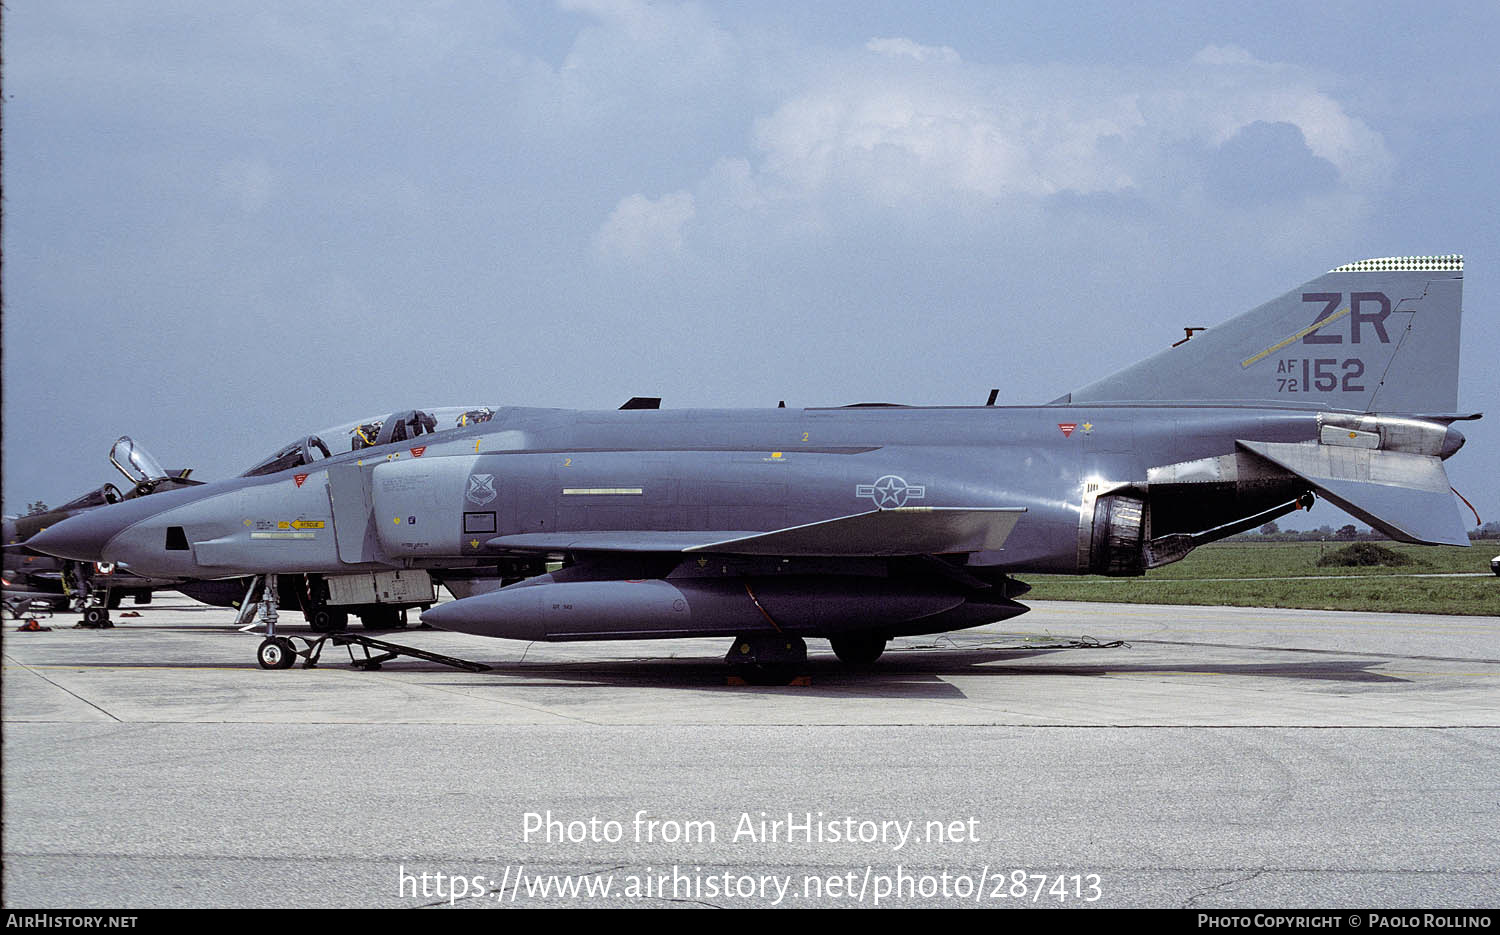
829;633;888;665
724;631;893;684
725;633;808;685
305;606;349;633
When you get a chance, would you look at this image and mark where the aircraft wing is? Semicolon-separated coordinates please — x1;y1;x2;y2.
485;507;1026;557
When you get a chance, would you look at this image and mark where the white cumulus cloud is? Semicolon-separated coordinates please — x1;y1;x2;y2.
591;37;1396;249
594;190;696;261
865;37;960;64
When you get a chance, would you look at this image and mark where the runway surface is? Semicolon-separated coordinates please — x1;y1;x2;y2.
3;595;1497;908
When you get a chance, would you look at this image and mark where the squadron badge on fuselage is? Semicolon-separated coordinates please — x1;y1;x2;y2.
466;473;497;506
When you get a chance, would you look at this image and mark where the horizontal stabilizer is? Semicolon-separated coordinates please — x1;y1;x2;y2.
486;507;1026;557
1237;439;1469;546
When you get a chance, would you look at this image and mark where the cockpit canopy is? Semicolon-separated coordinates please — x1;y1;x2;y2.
240;406;495;477
110;436;168;487
106;436;200;496
56;484;124;513
240;437;334;478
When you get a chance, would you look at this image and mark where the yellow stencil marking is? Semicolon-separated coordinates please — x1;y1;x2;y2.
1242;306;1349;368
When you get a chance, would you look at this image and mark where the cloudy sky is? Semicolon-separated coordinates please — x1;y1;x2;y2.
3;1;1496;530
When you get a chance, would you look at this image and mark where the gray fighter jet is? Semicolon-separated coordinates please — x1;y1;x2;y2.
4;437;202;625
29;256;1478;678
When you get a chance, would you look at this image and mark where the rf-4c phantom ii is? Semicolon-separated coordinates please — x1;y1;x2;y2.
29;256;1478;680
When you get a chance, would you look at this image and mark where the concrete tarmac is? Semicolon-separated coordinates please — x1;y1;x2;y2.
3;595;1497;908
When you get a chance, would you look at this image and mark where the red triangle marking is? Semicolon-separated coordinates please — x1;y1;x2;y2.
293;473;308;487
1058;423;1077;438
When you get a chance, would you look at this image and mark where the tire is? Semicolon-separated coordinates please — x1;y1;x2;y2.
257;637;296;670
83;607;110;628
360;606;400;630
829;634;888;665
307;607;349;633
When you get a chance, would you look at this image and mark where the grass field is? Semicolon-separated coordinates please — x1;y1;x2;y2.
1019;541;1500;616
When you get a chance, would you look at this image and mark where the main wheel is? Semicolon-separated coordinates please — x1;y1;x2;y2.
307;607;349;633
360;606;400;630
725;634;808;685
829;633;888;665
257;637;297;669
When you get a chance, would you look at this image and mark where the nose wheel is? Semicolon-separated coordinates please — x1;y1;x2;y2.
257;637;297;669
80;607;114;629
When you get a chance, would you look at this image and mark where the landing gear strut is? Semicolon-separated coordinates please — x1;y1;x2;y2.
65;562;112;628
252;575;298;669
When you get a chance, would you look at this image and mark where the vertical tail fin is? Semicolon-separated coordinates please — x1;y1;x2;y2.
1063;255;1464;413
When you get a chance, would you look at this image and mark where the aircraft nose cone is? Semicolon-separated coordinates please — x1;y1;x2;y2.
419;600;481;635
26;511;126;563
